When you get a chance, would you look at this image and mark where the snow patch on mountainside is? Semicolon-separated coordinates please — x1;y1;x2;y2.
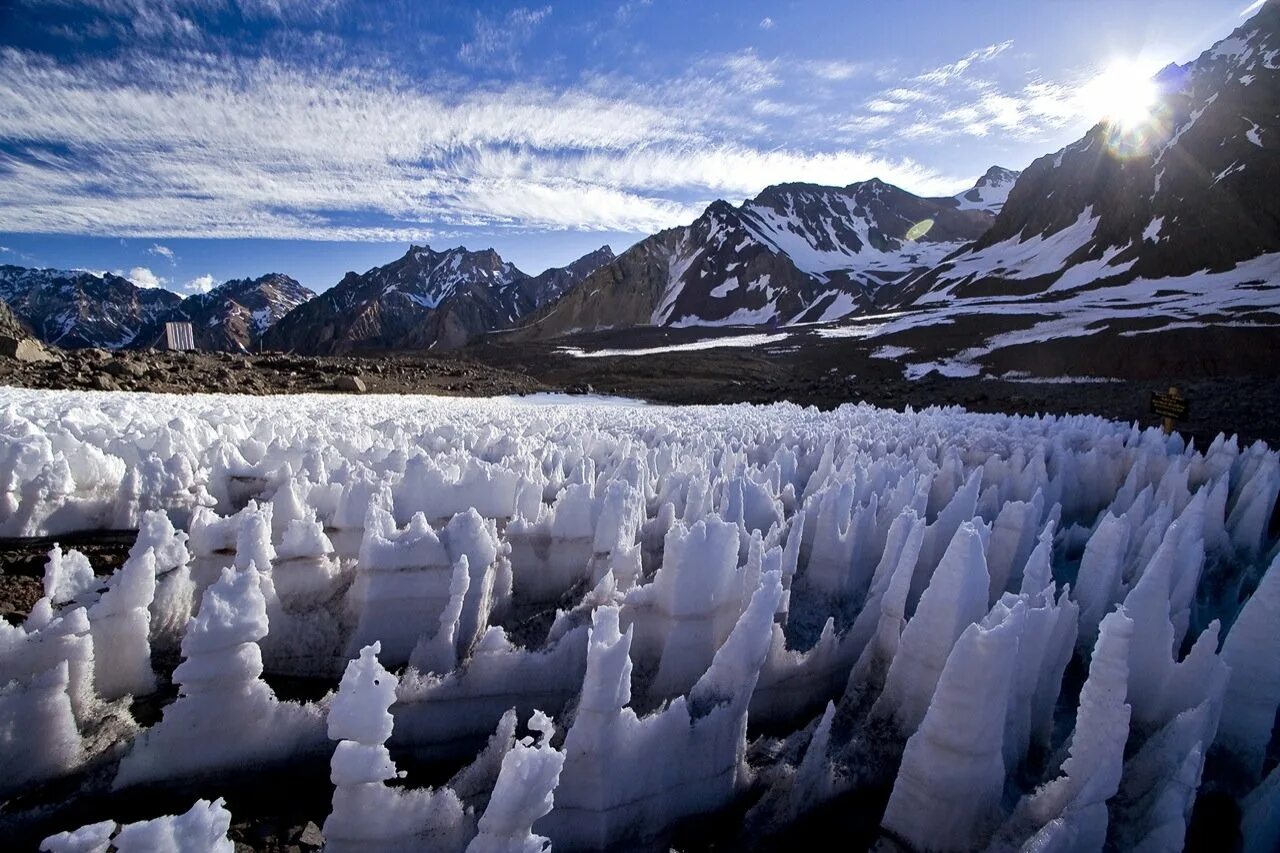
953;166;1021;213
558;332;788;358
916;207;1111;302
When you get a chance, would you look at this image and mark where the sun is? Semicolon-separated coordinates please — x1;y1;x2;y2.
1079;60;1160;129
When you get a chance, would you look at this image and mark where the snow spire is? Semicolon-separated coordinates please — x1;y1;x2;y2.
114;563;324;788
998;607;1134;851
882;601;1026;850
1217;550;1280;780
87;547;156;700
324;642;472;851
872;520;991;736
1074;512;1129;651
466;711;565;853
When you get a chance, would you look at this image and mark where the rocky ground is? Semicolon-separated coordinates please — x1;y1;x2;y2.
475;323;1280;448
0;345;543;397
3;326;1278;447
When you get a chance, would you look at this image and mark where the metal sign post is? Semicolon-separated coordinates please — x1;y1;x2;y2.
1149;386;1188;435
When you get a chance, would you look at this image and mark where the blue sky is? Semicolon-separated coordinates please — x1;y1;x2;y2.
0;0;1261;294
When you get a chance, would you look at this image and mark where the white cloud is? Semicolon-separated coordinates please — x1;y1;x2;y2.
865;98;908;114
835;41;1111;145
806;60;865;82
914;41;1013;85
458;6;552;69
182;273;217;294
0;44;987;239
127;266;165;288
718;50;780;93
614;1;652;24
460;144;967;200
838;114;894;134
148;243;176;263
1241;0;1267;16
759;17;774;30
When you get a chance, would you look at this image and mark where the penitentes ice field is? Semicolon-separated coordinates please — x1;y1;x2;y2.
3;388;1279;852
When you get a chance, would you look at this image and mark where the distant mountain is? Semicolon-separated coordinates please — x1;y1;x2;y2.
953;166;1020;214
517;177;996;338
262;244;613;354
521;245;616;308
132;273;314;352
0;266;181;349
901;1;1280;306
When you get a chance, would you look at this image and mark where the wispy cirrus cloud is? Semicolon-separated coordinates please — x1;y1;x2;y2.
835;40;1100;144
914;40;1012;85
804;59;866;82
0;46;971;241
717;49;780;93
458;5;552;70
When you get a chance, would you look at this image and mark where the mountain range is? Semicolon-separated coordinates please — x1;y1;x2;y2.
131;273;315;353
514;177;1000;340
2;2;1277;363
0;266;181;350
262;244;614;354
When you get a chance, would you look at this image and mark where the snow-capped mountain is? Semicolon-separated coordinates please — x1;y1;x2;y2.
131;273;315;353
519;176;997;338
901;1;1280;307
0;266;181;349
262;244;613;354
953;165;1020;213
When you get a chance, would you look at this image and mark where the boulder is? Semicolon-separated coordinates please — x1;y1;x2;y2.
334;375;367;393
0;335;58;363
105;360;146;378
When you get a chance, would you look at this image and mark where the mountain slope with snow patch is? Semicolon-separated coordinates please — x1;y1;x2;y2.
517;175;998;338
0;266;181;349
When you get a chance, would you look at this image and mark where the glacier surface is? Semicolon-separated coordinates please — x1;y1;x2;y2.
0;388;1276;851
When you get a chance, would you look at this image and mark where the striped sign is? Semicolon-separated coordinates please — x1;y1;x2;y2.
164;321;195;351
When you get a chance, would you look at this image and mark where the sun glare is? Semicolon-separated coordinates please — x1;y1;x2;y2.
1080;60;1160;129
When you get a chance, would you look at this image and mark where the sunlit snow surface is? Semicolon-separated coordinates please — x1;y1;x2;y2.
4;389;1279;851
557;333;787;358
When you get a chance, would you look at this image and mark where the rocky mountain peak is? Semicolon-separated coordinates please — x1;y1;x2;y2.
127;272;315;353
954;165;1022;214
262;241;613;354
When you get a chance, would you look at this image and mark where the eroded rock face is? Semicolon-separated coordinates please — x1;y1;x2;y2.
0;298;27;340
0;336;57;363
0;300;57;363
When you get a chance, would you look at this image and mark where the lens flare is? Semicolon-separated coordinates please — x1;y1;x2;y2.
905;219;934;241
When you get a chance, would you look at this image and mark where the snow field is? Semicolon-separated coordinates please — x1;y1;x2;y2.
0;388;1278;851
